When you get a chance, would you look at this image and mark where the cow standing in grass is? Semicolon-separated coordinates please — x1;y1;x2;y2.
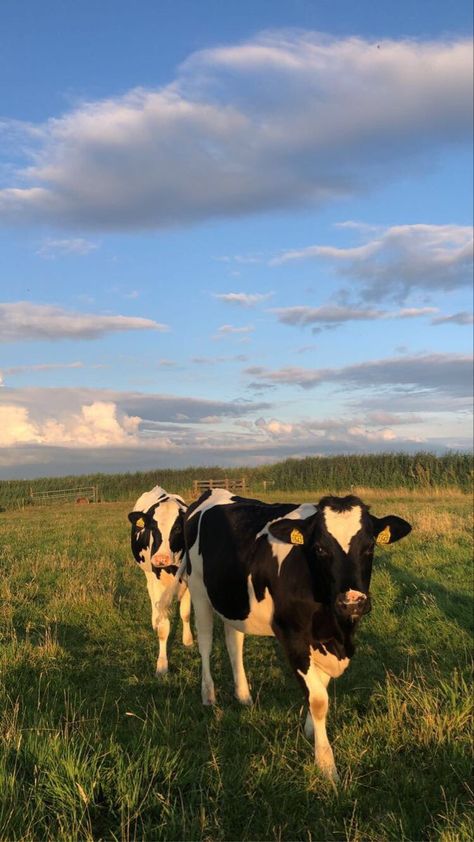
165;489;411;780
128;486;193;675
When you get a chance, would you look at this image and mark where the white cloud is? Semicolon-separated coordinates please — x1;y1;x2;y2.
214;324;254;339
272;224;473;301
2;361;84;378
215;292;273;306
36;238;98;258
214;254;264;265
0;34;471;230
0;405;40;445
255;416;294;437
0;401;141;447
0;301;168;341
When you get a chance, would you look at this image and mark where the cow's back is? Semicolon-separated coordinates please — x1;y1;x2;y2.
187;492;298;622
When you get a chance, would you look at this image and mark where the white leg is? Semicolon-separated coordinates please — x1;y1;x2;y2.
156;617;170;675
189;586;216;705
299;662;338;782
178;586;194;647
144;570;163;631
144;572;170;676
224;623;252;705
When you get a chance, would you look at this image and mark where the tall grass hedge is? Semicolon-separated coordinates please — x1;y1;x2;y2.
0;452;472;510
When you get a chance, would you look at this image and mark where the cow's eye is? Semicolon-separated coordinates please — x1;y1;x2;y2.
315;545;329;556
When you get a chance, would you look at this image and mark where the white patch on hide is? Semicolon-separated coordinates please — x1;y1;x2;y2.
323;505;361;553
310;645;350;678
216;576;275;636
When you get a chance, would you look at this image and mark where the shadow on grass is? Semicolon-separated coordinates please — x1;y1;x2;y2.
382;558;474;637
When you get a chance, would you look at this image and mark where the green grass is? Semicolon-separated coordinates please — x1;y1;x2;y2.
0;491;472;841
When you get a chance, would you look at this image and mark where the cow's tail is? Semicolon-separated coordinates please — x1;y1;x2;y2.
155;555;188;624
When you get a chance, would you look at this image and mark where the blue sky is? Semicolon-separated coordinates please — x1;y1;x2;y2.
0;0;472;478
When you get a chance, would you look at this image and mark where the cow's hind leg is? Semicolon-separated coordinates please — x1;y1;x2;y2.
178;586;194;647
299;663;338;782
190;588;216;705
224;624;252;705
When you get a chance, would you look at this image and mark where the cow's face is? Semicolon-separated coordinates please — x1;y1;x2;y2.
268;495;411;621
128;497;186;568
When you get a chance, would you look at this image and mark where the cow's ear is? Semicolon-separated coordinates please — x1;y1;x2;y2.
128;511;147;528
370;514;412;545
267;518;313;546
169;511;185;554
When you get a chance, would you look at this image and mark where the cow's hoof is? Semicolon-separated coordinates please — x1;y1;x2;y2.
316;748;339;785
182;634;194;647
236;693;253;706
202;686;216;705
155;663;168;676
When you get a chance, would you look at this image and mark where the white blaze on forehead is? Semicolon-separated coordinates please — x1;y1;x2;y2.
323;505;362;553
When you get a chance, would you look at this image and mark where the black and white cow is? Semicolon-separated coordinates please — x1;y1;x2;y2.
170;488;411;780
128;485;193;675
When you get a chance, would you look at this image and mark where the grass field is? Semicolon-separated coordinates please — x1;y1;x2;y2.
0;489;472;841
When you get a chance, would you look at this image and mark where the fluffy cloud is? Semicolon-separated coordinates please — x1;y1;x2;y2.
0;302;167;341
0;405;40;446
0;34;471;230
0;386;271;428
246;352;473;396
0;401;140;447
273;224;473;301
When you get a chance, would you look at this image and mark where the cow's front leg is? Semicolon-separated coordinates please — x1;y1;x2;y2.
156;617;170;675
178;586;194;647
144;572;169;676
224;623;252;705
299;663;338;782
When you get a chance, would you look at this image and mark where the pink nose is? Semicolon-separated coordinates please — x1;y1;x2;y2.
152;553;171;567
335;590;367;617
344;589;366;604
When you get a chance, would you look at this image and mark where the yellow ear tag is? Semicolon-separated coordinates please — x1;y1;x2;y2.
376;525;391;545
136;517;145;529
290;528;304;545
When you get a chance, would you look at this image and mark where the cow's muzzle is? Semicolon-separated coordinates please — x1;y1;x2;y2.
152;553;172;568
335;590;371;621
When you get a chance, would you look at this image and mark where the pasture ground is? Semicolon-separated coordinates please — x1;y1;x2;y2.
0;489;472;841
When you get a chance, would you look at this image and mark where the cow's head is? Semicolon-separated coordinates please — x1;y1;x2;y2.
267;495;411;622
128;493;187;569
